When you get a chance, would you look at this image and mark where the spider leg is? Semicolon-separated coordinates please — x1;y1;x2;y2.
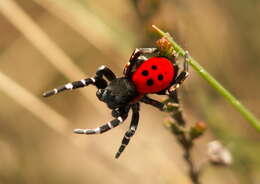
124;48;158;76
140;95;179;111
141;95;165;111
115;103;140;159
42;78;96;97
42;65;116;97
130;48;158;61
168;90;186;125
96;65;116;81
74;107;130;135
169;51;189;93
74;116;126;135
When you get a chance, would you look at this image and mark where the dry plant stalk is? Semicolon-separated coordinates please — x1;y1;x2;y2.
164;93;206;184
156;32;233;184
155;36;206;184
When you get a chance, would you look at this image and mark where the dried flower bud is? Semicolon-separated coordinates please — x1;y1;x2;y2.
156;37;174;57
207;140;232;166
190;121;207;139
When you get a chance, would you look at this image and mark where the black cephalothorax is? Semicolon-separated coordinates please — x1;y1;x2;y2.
97;77;139;109
43;48;189;158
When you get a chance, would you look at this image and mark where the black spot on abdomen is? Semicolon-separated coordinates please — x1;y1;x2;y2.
142;70;149;76
146;79;154;86
151;65;157;70
158;74;164;81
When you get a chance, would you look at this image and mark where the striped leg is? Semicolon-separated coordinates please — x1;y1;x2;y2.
169;51;189;92
43;65;116;97
130;48;158;62
96;65;116;81
74;115;127;135
42;78;96;97
124;48;158;75
115;103;140;159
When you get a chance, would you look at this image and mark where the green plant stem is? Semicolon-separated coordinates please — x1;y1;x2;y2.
152;25;260;132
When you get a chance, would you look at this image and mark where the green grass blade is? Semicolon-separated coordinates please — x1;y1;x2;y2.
152;25;260;132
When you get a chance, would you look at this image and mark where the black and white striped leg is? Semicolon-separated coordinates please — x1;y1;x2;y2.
42;77;96;97
115;103;140;159
74;115;128;135
124;48;159;75
169;51;189;92
43;65;116;97
96;65;116;81
130;48;158;62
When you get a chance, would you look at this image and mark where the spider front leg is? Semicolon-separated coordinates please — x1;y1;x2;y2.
124;48;159;75
169;51;190;93
115;103;140;159
130;48;158;61
74;106;130;135
42;65;116;97
95;65;116;81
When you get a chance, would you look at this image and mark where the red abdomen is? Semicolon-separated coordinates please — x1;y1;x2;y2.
131;57;175;94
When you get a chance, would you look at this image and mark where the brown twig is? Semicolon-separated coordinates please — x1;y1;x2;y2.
165;91;204;184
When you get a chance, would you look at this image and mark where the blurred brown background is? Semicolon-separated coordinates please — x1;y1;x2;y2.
0;0;259;184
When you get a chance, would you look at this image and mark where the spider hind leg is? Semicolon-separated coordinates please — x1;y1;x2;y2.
74;116;126;135
74;106;130;135
115;103;140;159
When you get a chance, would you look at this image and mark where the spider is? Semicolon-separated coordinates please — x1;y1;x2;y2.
43;48;189;159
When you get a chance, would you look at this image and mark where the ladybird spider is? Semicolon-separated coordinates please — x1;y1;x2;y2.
43;48;189;158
